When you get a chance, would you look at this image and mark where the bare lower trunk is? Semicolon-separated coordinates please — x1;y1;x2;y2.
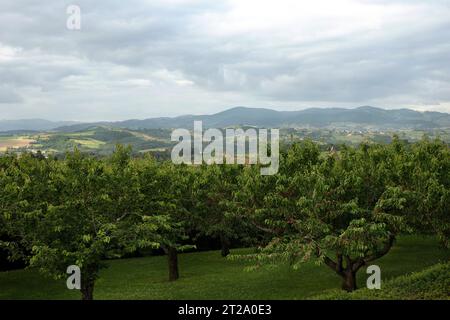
322;235;396;293
167;247;179;281
324;255;359;292
80;264;98;300
341;270;357;292
220;234;230;257
80;278;95;300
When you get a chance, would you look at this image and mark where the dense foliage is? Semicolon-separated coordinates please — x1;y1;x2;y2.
233;138;449;290
0;138;448;298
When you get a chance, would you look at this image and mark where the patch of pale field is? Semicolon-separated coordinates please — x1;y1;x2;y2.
128;130;167;142
71;138;106;148
139;147;167;153
0;137;35;151
66;131;95;137
35;134;51;140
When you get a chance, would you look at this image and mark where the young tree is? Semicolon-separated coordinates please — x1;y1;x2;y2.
27;148;165;299
0;153;56;267
234;141;410;291
138;158;194;281
391;138;450;248
27;151;113;300
193;164;248;257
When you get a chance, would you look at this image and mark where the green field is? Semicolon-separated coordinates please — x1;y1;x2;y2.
0;127;174;156
0;236;448;300
1;127;449;156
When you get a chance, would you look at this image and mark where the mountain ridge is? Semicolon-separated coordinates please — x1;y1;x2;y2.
1;106;450;132
0;119;80;132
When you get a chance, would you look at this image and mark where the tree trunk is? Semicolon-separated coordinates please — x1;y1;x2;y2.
322;235;396;293
167;247;179;281
80;264;98;300
341;270;357;292
80;278;95;300
324;255;358;292
220;234;230;257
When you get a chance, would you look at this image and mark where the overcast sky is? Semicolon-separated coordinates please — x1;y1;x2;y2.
1;0;450;121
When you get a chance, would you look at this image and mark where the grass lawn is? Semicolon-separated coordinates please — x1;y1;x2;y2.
315;262;450;300
0;235;448;300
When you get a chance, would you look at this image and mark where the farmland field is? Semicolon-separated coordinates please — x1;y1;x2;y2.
0;126;449;156
0;136;35;152
0;127;174;155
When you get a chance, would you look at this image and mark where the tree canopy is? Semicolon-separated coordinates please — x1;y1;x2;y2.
0;138;448;297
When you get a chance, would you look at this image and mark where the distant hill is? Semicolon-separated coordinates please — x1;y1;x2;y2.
2;107;450;132
0;119;79;132
59;106;450;131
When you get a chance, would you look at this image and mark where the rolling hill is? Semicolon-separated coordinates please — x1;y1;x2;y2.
1;107;450;132
55;106;450;131
0;119;79;132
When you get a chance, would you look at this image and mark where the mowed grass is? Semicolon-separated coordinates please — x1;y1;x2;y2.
0;235;448;300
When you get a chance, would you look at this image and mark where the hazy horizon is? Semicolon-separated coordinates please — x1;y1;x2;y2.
1;1;450;121
1;105;450;123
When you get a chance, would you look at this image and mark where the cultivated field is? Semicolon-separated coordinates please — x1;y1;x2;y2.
0;137;35;152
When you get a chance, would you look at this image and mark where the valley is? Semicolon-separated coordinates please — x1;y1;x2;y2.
0;125;449;157
1;107;449;156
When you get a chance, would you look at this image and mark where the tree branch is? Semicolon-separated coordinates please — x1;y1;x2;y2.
345;255;353;271
250;221;279;234
364;234;395;263
323;255;345;276
337;254;343;273
352;234;396;272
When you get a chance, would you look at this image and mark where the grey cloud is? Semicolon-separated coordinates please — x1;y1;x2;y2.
1;0;450;120
0;85;23;104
